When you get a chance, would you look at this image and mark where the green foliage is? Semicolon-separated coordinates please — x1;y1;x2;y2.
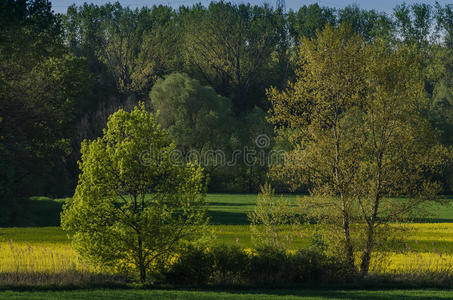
0;53;92;198
247;247;354;286
248;184;296;251
162;245;213;285
150;72;241;190
150;73;234;156
0;142;14;221
436;2;453;49
234;107;275;192
96;7;173;100
287;4;336;41
162;244;248;285
338;5;394;41
182;2;286;113
268;24;452;275
4;0;453;205
0;0;93;216
163;244;348;286
65;3;179;102
394;3;434;46
0;0;63;65
210;244;249;284
61;104;208;283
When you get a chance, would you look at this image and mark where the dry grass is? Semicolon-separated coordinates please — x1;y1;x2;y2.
0;241;92;273
0;241;127;287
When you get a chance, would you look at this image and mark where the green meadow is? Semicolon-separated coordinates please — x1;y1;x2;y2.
5;194;453;251
1;194;453;299
2;193;453;254
1;288;453;300
23;193;453;226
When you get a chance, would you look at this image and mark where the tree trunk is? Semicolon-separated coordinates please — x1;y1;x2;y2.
342;198;355;270
360;196;380;276
139;263;146;284
360;152;382;276
360;223;374;276
138;237;146;283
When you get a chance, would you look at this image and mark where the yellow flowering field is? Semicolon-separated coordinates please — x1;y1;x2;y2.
373;252;453;274
0;241;95;274
1;223;453;278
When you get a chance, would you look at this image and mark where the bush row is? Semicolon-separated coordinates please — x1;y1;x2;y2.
156;245;356;286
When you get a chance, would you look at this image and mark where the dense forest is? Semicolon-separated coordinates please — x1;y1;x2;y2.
1;0;453;223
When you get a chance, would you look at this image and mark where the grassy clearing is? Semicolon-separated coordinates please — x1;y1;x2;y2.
6;224;453;251
24;194;453;227
1;193;453;291
0;227;68;244
1;288;453;299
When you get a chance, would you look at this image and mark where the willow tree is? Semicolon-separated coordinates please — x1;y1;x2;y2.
267;24;451;275
61;103;207;283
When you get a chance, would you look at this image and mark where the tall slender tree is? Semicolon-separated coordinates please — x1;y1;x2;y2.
268;24;451;274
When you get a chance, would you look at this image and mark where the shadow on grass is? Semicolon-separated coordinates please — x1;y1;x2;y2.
12;198;64;227
207;211;249;225
207;202;254;207
407;218;453;223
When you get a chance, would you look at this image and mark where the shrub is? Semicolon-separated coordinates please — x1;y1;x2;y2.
162;244;355;286
245;247;290;285
210;245;248;285
162;245;213;286
248;184;296;251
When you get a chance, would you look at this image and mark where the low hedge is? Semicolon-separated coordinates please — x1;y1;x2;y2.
159;245;356;286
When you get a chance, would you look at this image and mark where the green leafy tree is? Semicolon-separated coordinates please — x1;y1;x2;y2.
97;6;174;101
268;24;367;269
436;2;453;49
0;0;93;214
150;73;234;156
339;5;394;41
268;24;451;275
351;40;450;275
248;183;296;251
0;0;63;66
149;73;235;189
63;2;122;113
394;3;434;47
182;2;284;113
64;3;180;105
287;4;336;41
61;104;208;283
235;107;274;192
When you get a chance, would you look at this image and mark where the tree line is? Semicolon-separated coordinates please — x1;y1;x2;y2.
1;0;453;224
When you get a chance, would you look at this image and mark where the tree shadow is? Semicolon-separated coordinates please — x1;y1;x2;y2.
208;211;249;225
208;202;253;207
408;218;453;223
13;197;64;227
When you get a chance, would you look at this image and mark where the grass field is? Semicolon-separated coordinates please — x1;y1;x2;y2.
24;193;453;226
1;194;453;298
2;288;453;299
